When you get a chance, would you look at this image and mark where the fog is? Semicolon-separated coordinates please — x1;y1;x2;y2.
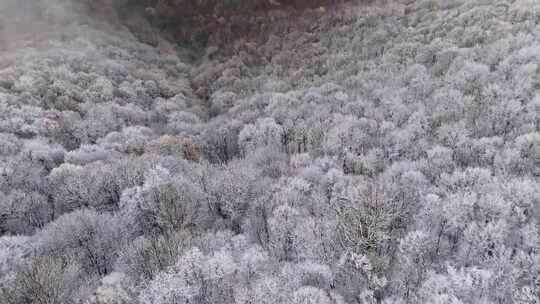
0;0;144;51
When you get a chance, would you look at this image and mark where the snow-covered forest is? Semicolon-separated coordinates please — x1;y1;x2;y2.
1;0;539;303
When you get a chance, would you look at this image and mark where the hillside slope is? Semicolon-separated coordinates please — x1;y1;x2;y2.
1;0;539;303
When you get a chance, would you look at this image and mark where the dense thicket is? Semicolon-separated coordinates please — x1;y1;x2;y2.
1;0;539;303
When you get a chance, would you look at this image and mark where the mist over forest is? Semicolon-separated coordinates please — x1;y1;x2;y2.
1;0;540;303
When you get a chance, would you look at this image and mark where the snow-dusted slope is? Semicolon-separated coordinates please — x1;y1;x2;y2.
1;0;539;303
